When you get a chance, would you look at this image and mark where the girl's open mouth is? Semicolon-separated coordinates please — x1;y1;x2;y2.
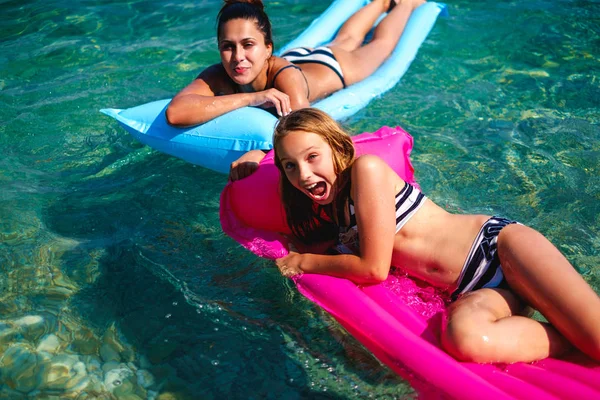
306;182;327;199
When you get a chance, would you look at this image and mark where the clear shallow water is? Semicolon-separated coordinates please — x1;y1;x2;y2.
1;0;599;398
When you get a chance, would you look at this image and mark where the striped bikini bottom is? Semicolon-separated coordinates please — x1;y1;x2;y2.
281;46;346;88
451;216;520;301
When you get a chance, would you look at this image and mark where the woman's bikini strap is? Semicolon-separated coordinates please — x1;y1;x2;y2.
271;64;310;99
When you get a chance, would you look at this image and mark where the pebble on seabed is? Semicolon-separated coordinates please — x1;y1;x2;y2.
0;315;160;397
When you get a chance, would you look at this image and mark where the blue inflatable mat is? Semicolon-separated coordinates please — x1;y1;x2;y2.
101;1;447;173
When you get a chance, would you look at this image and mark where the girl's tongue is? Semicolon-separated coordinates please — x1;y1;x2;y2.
309;182;327;197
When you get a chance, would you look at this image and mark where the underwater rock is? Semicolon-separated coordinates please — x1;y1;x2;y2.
13;315;45;340
41;285;76;303
102;363;149;399
0;344;44;393
36;333;61;354
12;313;57;342
104;366;134;392
0;298;21;315
82;355;103;376
156;390;194;400
100;325;126;363
102;360;122;373
136;369;155;389
100;342;121;363
0;316;153;398
71;326;102;355
83;373;106;394
120;343;136;363
0;322;20;349
42;353;89;392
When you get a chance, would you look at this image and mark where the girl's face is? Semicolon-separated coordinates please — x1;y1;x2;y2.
218;18;272;87
277;131;337;205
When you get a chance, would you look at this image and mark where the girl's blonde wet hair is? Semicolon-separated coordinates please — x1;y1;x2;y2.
273;108;356;244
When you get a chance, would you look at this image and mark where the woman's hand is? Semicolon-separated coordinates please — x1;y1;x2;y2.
275;251;304;278
229;149;267;181
249;88;292;117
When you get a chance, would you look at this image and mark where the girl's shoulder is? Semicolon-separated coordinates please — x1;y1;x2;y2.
353;154;391;173
351;155;404;191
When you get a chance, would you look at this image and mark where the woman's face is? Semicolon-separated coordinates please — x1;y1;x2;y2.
277;131;337;205
218;18;272;87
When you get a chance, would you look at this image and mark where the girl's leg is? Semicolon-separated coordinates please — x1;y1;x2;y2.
331;0;425;86
441;288;571;363
497;223;600;361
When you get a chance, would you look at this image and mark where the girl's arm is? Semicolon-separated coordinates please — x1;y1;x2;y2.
166;64;292;126
276;155;400;284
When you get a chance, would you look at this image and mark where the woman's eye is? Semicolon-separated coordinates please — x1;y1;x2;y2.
308;154;318;160
243;43;254;48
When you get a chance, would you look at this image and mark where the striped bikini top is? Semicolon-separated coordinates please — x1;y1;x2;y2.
336;182;427;254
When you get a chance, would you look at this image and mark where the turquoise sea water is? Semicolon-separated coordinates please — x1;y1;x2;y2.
1;0;599;398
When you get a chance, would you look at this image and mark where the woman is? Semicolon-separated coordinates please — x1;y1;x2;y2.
271;108;600;364
165;0;424;179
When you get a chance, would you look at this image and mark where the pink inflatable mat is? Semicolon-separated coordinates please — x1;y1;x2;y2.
219;126;600;399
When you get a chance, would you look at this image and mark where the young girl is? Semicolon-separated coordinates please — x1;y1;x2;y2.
272;108;600;364
165;0;424;179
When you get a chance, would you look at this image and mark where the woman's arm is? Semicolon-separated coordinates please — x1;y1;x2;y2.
272;66;310;111
229;149;267;181
276;156;400;284
166;64;292;126
228;63;311;180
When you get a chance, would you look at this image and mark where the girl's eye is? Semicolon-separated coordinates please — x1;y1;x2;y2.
284;162;295;170
308;154;318;160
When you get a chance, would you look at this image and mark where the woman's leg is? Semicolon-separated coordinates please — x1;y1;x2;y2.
497;224;600;361
331;0;425;85
441;288;571;363
329;0;394;52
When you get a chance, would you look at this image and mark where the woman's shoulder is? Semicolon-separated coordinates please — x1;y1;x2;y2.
270;55;295;70
194;63;237;95
268;56;311;104
196;63;225;78
269;57;304;81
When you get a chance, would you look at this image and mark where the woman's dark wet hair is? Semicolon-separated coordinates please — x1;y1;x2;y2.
217;0;273;47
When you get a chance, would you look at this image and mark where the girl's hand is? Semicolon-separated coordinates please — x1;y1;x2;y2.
249;89;292;117
275;251;304;278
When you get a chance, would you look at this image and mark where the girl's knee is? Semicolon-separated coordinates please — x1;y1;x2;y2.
441;318;497;363
582;331;600;362
441;292;511;363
